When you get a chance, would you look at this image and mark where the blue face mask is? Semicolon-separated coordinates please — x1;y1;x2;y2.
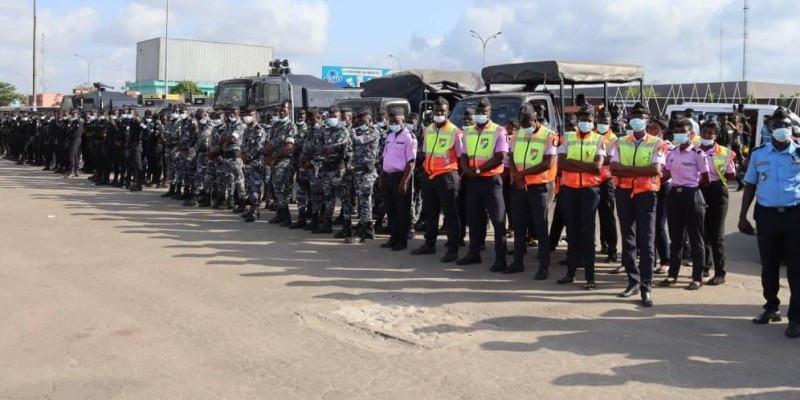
596;123;610;134
629;118;647;132
376;122;386;128
577;121;594;133
326;118;339;127
673;133;690;145
473;114;489;125
772;127;791;142
388;124;402;133
356;124;368;132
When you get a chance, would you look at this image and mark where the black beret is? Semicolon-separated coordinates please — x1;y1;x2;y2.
408;112;419;120
772;107;791;120
340;107;352;113
388;108;403;118
477;97;492;108
356;107;372;118
597;108;612;119
329;106;340;114
245;105;257;113
700;120;720;131
576;103;595;118
630;102;650;116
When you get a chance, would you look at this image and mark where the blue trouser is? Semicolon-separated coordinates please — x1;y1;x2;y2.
561;185;601;281
616;188;657;293
466;176;506;261
511;183;551;268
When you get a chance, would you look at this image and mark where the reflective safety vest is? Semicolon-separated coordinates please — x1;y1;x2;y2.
464;122;504;177
616;134;664;195
708;144;734;187
600;131;617;181
561;131;603;188
512;126;557;185
423;121;460;179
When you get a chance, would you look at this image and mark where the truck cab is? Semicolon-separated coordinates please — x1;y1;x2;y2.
450;93;558;130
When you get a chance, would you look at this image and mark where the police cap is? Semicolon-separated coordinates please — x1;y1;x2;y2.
356;107;372;118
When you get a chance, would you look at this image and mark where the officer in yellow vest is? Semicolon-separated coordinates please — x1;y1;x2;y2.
699;120;736;285
556;104;607;290
505;105;558;278
411;97;463;263
596;109;619;263
610;103;666;307
456;97;509;272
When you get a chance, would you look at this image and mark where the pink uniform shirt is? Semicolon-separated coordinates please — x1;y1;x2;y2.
382;128;417;173
664;144;709;187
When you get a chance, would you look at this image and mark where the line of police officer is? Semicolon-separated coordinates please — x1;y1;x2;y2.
3;99;798;339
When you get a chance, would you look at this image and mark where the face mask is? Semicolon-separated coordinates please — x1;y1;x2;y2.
271;116;280;123
388;124;402;133
326;118;339;127
171;113;179;120
577;122;594;133
376;122;386;128
111;116;117;120
21;117;29;121
522;127;535;135
772;127;791;142
700;138;715;146
99;116;106;120
200;118;208;124
356;124;369;132
181;113;189;120
89;116;96;121
433;115;446;124
596;123;610;134
672;133;690;145
145;118;152;123
629;118;647;132
228;116;238;122
242;116;255;124
474;114;488;124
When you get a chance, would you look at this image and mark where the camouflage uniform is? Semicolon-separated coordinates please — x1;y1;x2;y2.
372;125;388;223
207;121;226;197
319;123;352;222
242;122;268;206
301;123;326;216
176;117;198;191
292;122;310;215
222;118;246;200
193;120;214;196
163;119;180;186
347;125;380;226
266;119;297;209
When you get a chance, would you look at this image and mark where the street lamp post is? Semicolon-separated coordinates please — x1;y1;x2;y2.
388;54;402;70
74;54;102;87
469;29;502;68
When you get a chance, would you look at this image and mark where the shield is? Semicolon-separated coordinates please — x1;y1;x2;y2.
479;138;490;149
438;138;448;147
529;148;539;160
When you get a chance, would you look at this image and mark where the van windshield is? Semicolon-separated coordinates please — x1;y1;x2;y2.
451;96;523;128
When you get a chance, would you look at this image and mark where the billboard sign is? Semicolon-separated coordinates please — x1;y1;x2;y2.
322;66;391;88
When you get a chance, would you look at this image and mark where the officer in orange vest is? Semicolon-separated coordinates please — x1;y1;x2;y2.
699;120;736;285
596;109;619;263
610;103;666;307
505;105;558;278
456;97;509;272
556;104;608;290
411;97;463;263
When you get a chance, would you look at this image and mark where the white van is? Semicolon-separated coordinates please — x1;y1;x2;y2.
665;102;800;147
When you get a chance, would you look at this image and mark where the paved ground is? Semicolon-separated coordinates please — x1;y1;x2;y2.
0;160;798;400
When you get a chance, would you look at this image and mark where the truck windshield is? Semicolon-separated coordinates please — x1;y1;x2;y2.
215;82;249;109
450;96;523;128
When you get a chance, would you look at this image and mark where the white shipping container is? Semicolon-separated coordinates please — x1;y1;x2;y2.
135;38;275;83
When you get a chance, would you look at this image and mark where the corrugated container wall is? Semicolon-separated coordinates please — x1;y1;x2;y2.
135;38;274;83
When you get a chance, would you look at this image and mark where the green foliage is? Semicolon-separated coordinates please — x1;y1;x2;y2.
170;80;202;96
0;82;26;106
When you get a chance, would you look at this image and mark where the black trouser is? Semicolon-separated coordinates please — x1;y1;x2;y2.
502;170;513;232
549;193;565;250
561;185;601;281
701;182;729;277
128;146;143;186
422;171;461;252
383;172;411;246
466;176;506;260
598;178;618;256
148;145;163;184
511;183;551;267
616;189;657;292
667;187;706;282
655;182;671;266
68;138;82;174
754;204;800;321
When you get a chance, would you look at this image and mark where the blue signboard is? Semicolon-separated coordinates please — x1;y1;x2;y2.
322;66;392;88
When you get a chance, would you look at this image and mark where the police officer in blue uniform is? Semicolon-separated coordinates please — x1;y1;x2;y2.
739;107;800;338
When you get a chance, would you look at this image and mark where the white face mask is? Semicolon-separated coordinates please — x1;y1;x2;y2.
433;115;446;124
242;116;255;124
522;126;535;135
326;117;339;127
700;138;715;146
473;114;489;124
170;113;179;120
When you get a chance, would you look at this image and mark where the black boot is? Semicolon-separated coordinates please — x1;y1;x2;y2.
333;213;344;226
129;183;143;192
183;192;198;207
289;211;307;229
312;215;332;234
178;186;191;200
212;193;225;210
225;195;235;210
233;197;247;214
334;222;352;239
197;191;211;207
161;184;176;197
280;207;293;227
268;206;286;224
171;185;184;200
306;213;319;231
362;222;375;241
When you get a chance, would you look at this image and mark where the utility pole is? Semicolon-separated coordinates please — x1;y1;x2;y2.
41;33;46;93
742;0;749;81
32;0;37;111
469;29;502;68
164;0;169;99
719;21;723;82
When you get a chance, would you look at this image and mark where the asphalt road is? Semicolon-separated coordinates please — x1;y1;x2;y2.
0;161;797;400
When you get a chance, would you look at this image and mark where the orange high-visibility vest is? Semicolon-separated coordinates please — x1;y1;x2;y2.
561;130;603;189
423;121;460;179
464;122;504;177
615;134;664;195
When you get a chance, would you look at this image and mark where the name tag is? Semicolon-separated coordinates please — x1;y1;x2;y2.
681;162;695;166
396;141;405;145
756;161;769;166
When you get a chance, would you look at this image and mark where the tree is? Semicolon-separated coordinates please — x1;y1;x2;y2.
0;82;26;106
169;80;202;96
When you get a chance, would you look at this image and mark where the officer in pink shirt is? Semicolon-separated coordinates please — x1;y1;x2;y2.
660;117;710;290
379;110;417;251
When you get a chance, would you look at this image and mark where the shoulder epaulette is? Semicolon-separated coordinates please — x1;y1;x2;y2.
751;144;767;152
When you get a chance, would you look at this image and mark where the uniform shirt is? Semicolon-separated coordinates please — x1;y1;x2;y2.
743;141;800;207
349;126;381;170
455;123;509;156
609;134;667;165
664;144;709;187
703;144;736;183
556;131;607;158
382;128;416;173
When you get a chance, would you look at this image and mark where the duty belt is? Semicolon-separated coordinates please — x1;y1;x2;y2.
671;186;698;193
757;204;800;213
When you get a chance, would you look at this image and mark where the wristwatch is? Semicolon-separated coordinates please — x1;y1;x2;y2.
475;168;481;175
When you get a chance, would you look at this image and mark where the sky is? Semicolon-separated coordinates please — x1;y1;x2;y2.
2;0;799;94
